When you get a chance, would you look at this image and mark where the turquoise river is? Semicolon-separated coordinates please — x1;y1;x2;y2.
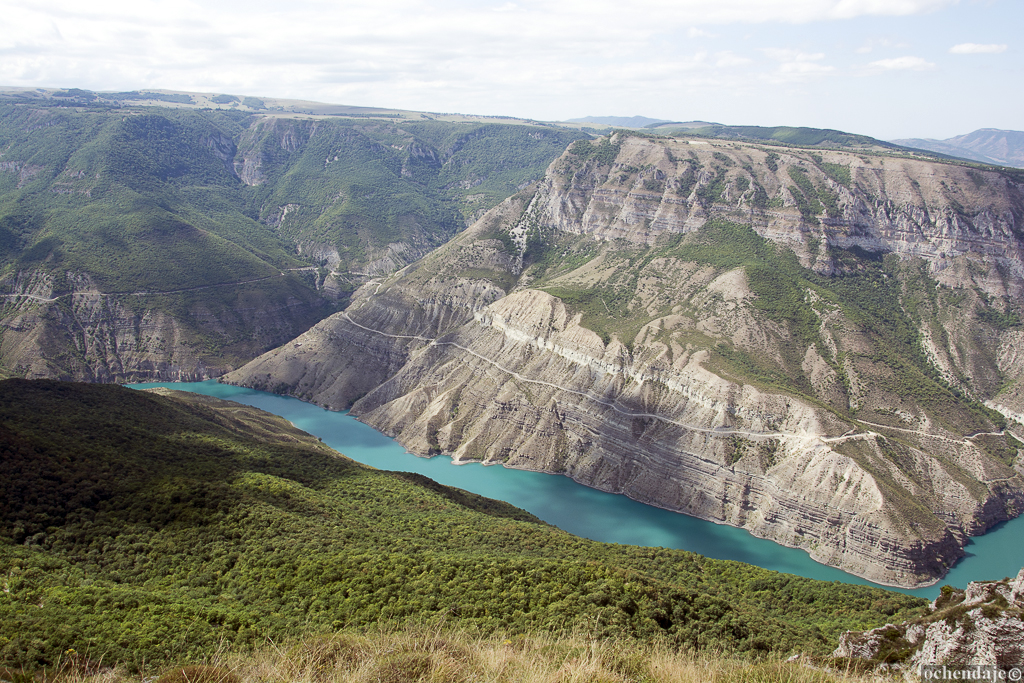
129;380;1024;599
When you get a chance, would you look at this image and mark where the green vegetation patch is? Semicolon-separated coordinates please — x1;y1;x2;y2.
821;162;852;189
567;136;622;168
0;104;305;292
0;101;583;290
684;126;896;150
787;167;824;224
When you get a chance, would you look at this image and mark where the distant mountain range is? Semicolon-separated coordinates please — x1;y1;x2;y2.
565;115;719;130
570;118;1024;169
891;129;1024;168
565;115;674;127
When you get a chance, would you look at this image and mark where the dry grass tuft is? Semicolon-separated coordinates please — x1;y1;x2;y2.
155;666;238;683
14;628;883;683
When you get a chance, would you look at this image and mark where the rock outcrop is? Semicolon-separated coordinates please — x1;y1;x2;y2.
226;134;1024;587
834;567;1024;671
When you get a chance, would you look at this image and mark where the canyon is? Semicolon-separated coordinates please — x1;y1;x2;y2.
227;133;1024;588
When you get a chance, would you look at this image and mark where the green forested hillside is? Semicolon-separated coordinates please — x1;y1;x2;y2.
238;117;583;272
0;104;298;292
0;99;581;292
0;97;582;380
0;380;925;669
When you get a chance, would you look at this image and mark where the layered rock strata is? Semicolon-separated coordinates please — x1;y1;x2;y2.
227;135;1024;587
0;270;330;381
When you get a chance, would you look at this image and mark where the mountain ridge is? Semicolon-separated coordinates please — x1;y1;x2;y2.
0;96;583;381
565;116;677;128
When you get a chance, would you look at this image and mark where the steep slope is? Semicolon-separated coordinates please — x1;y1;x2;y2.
0;103;334;381
237;117;582;280
227;132;1024;588
0;97;582;381
0;379;925;668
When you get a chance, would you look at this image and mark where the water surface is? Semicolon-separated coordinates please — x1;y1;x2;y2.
128;380;1024;599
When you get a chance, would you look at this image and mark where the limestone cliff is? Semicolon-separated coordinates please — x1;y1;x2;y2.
226;133;1024;587
834;567;1024;670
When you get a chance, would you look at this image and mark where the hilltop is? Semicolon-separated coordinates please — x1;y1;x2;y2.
0;86;572;128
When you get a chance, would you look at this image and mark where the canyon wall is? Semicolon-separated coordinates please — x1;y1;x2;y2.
227;135;1024;587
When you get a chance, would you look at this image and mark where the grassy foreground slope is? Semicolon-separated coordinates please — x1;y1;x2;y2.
33;629;869;683
0;380;925;669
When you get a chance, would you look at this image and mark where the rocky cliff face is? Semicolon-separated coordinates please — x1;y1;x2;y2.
539;136;1024;277
834;567;1024;670
226;134;1024;587
0;269;331;381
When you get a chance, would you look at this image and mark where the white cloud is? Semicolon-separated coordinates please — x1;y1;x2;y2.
715;51;753;67
867;55;936;70
764;48;827;62
826;0;954;20
855;37;909;53
0;0;1011;134
553;0;955;24
761;48;835;83
949;43;1008;54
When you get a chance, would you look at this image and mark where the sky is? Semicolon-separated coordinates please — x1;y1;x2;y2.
1;0;1019;140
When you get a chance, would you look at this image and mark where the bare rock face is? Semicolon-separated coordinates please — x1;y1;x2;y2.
226;134;1024;588
0;269;331;382
834;568;1024;671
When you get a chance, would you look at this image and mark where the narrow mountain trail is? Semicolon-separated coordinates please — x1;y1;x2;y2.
855;419;1007;445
